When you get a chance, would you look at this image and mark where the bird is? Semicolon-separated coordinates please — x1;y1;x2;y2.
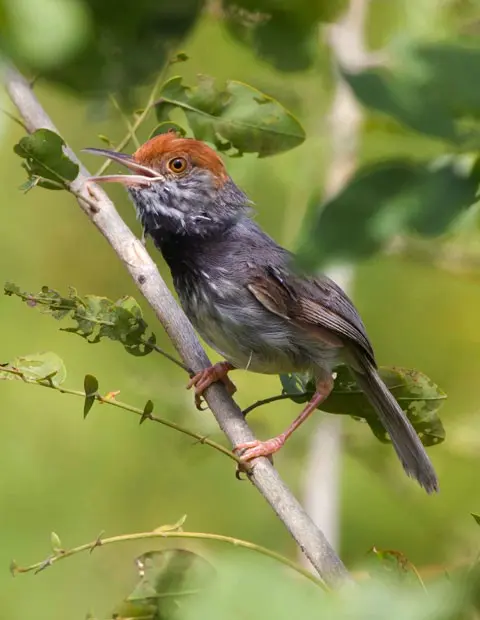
84;132;439;493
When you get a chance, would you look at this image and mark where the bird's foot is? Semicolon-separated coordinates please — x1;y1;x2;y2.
187;362;236;410
234;435;286;462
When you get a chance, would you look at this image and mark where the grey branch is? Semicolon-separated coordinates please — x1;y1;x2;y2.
3;65;351;588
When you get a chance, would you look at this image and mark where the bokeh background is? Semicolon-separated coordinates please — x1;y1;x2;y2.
2;0;480;617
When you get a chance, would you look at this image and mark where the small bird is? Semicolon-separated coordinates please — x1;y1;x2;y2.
85;133;438;493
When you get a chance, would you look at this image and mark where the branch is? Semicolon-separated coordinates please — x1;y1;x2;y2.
6;283;192;374
242;392;311;417
13;526;327;591
95;70;168;177
3;65;351;588
109;94;141;149
0;365;239;463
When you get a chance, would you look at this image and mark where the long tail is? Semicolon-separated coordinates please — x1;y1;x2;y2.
351;360;439;493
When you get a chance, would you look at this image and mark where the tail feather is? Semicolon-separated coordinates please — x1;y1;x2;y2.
352;361;439;493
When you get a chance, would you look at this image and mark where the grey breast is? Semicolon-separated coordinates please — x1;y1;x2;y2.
178;267;339;375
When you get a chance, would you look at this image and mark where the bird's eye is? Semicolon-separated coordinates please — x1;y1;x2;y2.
168;157;187;174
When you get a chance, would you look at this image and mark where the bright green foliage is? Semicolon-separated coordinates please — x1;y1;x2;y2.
179;554;471;620
111;549;214;620
367;547;426;588
49;531;63;554
280;365;446;447
343;42;480;147
156;75;306;156
13;129;79;190
5;283;157;357
297;158;480;269
298;38;480;270
3;2;480;619
0;351;66;386
222;0;348;70
4;282;446;446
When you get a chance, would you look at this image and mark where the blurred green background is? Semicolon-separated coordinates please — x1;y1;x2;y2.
2;0;480;617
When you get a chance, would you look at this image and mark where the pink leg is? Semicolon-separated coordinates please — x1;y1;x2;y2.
187;362;236;410
235;376;334;462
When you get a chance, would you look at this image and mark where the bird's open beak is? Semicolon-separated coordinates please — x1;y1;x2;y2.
83;147;164;187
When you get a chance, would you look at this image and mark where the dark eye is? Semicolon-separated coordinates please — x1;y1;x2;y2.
168;157;187;173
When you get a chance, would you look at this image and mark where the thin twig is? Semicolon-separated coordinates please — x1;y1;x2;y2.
0;366;240;463
3;64;352;587
109;94;141;149
9;285;192;374
242;392;312;417
14;528;328;591
95;71;168;177
1;107;28;131
148;342;192;374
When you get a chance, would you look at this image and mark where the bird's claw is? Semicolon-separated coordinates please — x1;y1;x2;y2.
234;437;285;464
186;362;236;410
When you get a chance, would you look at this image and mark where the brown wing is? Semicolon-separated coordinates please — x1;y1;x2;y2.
247;265;376;365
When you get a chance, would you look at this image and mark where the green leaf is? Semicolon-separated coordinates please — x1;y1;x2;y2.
472;513;480;526
109;599;156;619
156;75;305;157
9;559;19;577
278;373;310;404
19;177;40;193
50;531;63;554
112;549;214;620
13;129;79;190
179;554;462;620
343;41;480;147
0;351;66;386
280;365;446;447
222;0;347;71
296;158;479;270
171;51;189;63
153;514;187;534
98;134;113;146
140;400;154;425
367;547;422;584
83;374;98;418
4;283;157;357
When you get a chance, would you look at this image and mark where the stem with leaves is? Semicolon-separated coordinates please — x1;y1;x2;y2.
3;65;351;588
12;523;327;591
0;365;240;463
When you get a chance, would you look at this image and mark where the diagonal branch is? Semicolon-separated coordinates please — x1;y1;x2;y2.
3;65;351;588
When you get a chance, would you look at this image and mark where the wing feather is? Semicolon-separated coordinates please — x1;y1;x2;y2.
247;265;376;365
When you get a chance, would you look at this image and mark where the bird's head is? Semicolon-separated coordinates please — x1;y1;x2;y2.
85;133;250;239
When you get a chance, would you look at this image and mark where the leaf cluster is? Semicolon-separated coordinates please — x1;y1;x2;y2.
299;40;480;269
2;281;448;449
14;517;480;620
280;365;446;447
5;282;156;357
